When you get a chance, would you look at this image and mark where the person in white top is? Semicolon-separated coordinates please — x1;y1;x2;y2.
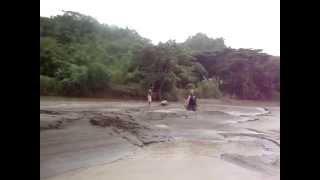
147;88;152;106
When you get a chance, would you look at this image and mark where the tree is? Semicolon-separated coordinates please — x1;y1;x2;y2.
183;33;226;53
135;41;206;100
40;11;150;96
40;37;67;77
195;48;280;100
40;11;279;100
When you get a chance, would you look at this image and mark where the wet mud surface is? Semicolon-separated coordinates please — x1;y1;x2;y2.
40;97;279;180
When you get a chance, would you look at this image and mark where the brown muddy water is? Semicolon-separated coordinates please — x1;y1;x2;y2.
40;97;279;180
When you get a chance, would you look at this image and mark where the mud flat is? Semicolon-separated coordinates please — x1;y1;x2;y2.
40;97;279;180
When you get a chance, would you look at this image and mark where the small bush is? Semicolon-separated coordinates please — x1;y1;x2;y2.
107;83;145;98
163;87;179;101
186;83;196;90
87;63;111;91
40;75;61;95
195;79;222;99
60;65;89;96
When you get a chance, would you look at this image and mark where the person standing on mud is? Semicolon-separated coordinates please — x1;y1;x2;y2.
185;89;197;111
147;88;152;107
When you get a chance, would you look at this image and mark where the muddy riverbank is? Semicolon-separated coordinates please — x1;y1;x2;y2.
40;97;279;180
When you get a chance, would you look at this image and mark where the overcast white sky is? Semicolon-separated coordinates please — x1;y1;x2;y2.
40;0;280;56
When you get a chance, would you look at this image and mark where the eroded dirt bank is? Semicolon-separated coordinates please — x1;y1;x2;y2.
40;97;279;180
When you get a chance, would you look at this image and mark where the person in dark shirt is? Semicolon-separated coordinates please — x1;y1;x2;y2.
185;89;197;111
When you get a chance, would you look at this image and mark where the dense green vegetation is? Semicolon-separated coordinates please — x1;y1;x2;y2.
40;11;280;101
